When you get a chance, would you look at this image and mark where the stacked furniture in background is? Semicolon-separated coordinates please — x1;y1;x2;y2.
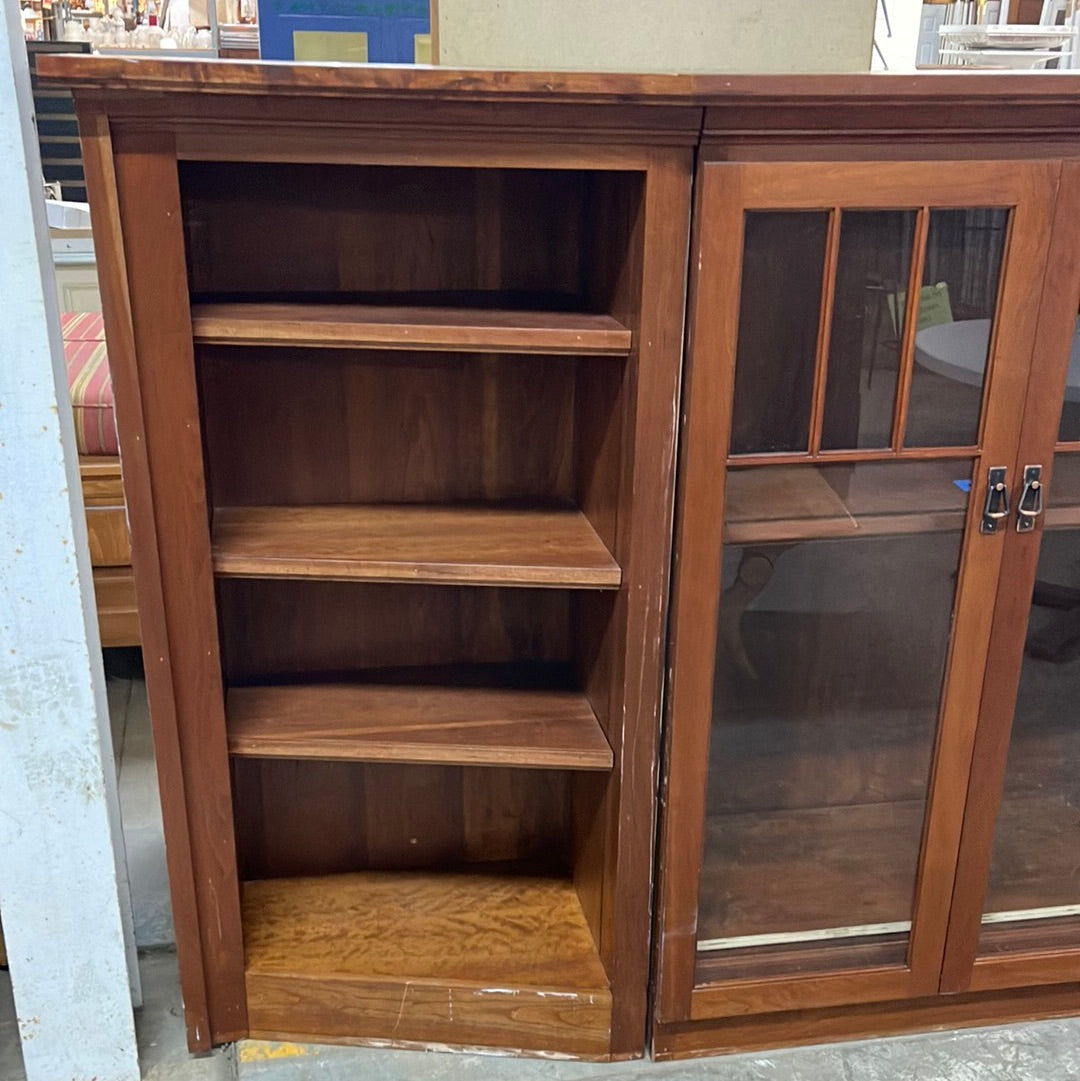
63;312;139;648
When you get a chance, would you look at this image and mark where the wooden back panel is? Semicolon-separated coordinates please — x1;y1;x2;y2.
181;163;591;301
217;580;572;681
198;348;592;506
233;759;575;879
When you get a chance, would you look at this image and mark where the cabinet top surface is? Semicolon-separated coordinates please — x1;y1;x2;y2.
34;54;1080;108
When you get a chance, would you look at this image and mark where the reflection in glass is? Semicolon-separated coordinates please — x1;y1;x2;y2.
821;211;917;451
907;208;1009;448
699;509;966;958
724;459;972;544
730;212;828;456
980;486;1080;954
1046;454;1080;518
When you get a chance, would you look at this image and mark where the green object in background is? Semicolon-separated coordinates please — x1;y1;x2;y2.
292;29;369;61
889;281;953;333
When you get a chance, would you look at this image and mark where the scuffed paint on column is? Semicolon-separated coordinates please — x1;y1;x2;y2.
0;4;139;1079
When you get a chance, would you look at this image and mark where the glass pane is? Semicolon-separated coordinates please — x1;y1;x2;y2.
1056;316;1080;442
730;211;828;456
699;463;971;972
821;210;917;451
979;455;1080;955
906;208;1010;448
724;459;972;545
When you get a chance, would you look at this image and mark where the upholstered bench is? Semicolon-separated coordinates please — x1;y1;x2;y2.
62;312;139;648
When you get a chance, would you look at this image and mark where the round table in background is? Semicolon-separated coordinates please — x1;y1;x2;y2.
915;317;1080;403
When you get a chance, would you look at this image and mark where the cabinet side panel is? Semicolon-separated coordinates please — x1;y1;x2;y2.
598;149;693;1055
76;104;214;1052
112;130;247;1043
571;174;647;982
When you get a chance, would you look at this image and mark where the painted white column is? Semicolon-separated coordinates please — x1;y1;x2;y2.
0;4;140;1079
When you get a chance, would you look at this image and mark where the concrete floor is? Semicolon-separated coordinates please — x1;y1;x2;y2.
3;957;1080;1081
1;670;1078;1079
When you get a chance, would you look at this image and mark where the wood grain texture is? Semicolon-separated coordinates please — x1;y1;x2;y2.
653;982;1080;1060
111;131;248;1043
197;348;579;507
245;975;612;1057
182;164;587;300
968;950;1080;993
84;506;131;566
78;454;125;505
588;149;693;1054
92;567;140;648
653;161;746;1026
226;683;612;770
211;504;621;588
80;456;138;644
191;303;631;356
232;758;571;880
36;57;1080;112
243;871;612;1054
77;110;215;1051
217;581;572;682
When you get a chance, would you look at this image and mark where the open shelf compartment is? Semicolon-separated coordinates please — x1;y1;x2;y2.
242;869;612;1054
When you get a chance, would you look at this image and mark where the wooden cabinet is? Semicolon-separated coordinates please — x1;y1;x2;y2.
653;149;1080;1055
42;58;1080;1061
55;64;695;1058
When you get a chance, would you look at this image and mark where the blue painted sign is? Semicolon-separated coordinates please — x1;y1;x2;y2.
257;0;430;62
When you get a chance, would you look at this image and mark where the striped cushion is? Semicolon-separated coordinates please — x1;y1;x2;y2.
62;312;118;457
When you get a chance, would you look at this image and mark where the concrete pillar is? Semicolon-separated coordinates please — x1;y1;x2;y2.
0;4;140;1078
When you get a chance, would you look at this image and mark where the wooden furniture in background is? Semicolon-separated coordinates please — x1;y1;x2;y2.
40;58;1080;1061
61;312;139;649
81;456;139;648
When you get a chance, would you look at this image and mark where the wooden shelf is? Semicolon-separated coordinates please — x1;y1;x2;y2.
211;504;621;588
191;302;632;357
227;682;613;770
243;870;612;1054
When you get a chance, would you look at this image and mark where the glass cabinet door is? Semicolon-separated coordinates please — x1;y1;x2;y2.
655;160;1062;1024
942;348;1080;995
980;465;1080;956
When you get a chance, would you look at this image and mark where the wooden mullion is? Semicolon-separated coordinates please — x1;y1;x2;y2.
808;208;843;454
891;207;930;451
